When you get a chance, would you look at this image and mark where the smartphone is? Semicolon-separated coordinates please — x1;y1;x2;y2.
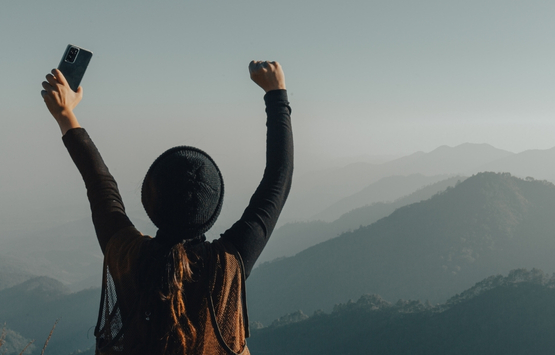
57;44;93;92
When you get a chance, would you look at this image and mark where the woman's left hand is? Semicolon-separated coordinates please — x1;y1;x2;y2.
41;68;82;135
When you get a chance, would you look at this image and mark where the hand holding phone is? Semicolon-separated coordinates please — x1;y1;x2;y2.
41;68;82;135
58;44;93;92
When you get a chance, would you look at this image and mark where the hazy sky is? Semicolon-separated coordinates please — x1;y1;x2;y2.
2;0;555;232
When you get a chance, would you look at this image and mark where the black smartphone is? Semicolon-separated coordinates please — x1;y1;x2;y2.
57;44;93;92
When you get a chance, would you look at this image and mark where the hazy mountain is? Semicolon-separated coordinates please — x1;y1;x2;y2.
0;218;102;292
0;255;35;291
0;327;36;355
310;174;456;222
0;276;99;355
480;146;555;181
1;215;156;291
259;176;465;264
248;172;555;324
281;143;512;222
248;269;555;355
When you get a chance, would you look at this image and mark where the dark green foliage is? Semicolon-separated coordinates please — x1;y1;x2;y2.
248;269;555;355
248;173;555;324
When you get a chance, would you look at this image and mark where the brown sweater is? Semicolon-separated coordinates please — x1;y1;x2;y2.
62;90;293;354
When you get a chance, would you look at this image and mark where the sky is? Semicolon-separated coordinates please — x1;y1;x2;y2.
2;0;555;233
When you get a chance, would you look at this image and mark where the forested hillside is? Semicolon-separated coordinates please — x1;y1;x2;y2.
0;326;36;355
260;175;464;263
0;276;98;355
248;269;555;355
248;172;555;324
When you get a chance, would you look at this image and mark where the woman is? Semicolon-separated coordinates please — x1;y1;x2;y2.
41;61;293;354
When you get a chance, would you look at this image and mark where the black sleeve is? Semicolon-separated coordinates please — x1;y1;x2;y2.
63;128;134;254
220;89;294;278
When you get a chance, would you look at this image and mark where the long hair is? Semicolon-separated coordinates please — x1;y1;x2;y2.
139;240;199;354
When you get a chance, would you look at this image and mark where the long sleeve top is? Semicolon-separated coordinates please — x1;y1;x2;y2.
62;90;293;354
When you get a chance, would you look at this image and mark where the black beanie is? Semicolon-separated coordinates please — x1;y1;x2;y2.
141;146;224;242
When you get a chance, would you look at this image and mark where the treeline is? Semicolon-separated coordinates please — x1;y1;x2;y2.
0;276;97;355
248;269;555;355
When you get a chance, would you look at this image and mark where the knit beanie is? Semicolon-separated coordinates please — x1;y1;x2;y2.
141;146;224;243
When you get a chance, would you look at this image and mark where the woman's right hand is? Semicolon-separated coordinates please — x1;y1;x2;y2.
41;68;82;135
249;61;286;93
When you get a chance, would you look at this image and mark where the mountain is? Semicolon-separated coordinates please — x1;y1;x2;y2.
259;176;465;264
0;215;156;291
0;255;35;291
247;172;555;324
480;146;555;181
248;269;555;355
310;174;457;222
0;326;36;355
281;143;513;222
0;276;99;355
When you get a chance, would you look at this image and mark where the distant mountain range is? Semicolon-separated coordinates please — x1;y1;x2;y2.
0;216;156;291
259;175;465;264
0;255;35;291
0;276;98;355
248;172;555;324
5;142;555;293
310;173;458;222
480;146;555;181
248;269;555;355
281;143;514;222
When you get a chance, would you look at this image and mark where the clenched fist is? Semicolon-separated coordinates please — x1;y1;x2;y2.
249;61;286;93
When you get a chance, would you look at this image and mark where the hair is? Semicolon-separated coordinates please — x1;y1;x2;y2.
134;239;200;354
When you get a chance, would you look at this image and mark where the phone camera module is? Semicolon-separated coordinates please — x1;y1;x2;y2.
65;47;79;63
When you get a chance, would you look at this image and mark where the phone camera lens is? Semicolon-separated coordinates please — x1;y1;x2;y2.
65;47;79;63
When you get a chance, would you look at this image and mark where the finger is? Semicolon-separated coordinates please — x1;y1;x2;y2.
76;86;83;97
249;60;258;74
45;74;57;86
53;68;69;86
41;90;47;98
42;81;53;91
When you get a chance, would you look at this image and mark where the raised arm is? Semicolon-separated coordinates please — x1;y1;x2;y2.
42;69;133;253
221;61;293;277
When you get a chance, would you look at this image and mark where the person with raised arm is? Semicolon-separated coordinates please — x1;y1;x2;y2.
41;61;293;354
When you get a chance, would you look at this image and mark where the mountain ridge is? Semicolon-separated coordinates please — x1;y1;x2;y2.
249;172;555;324
248;268;555;355
282;142;514;222
259;175;465;264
